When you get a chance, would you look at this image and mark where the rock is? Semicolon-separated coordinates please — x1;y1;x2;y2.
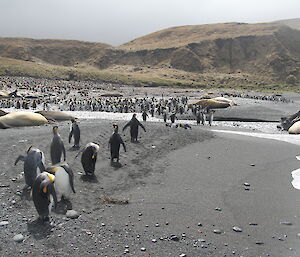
244;183;250;186
0;221;9;226
213;229;223;234
249;222;258;226
255;241;264;245
170;235;180;241
66;210;79;219
197;223;202;227
13;234;24;243
250;164;255;167
232;226;242;232
280;221;292;225
151;239;157;243
179;254;187;257
215;207;222;211
140;247;146;251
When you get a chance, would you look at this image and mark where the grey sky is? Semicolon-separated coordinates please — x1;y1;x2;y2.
0;0;299;46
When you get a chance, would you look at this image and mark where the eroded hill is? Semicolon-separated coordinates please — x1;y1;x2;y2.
0;22;299;89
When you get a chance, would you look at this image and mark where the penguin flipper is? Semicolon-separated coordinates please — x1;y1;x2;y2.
15;155;25;165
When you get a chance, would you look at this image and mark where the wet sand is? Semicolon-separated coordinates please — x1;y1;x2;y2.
0;118;300;256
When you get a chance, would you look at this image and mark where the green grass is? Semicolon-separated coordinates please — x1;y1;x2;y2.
0;57;299;92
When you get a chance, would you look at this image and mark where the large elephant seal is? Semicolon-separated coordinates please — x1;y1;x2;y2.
280;110;300;131
0;112;48;129
213;97;236;106
35;111;75;122
288;121;300;134
0;109;7;117
189;99;231;109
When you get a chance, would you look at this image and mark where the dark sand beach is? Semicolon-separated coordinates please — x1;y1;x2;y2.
1;116;300;257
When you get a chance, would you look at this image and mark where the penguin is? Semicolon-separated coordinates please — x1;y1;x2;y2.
32;172;57;222
50;126;66;164
68;118;80;149
123;114;146;142
47;163;75;201
76;142;99;177
15;146;46;189
109;124;126;164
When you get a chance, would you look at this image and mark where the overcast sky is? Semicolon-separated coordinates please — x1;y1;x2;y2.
0;0;299;46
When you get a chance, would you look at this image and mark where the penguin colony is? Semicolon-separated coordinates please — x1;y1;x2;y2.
14;116;137;222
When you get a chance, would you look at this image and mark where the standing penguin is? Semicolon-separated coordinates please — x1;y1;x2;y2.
76;142;100;177
47;163;75;202
15;146;46;189
32;172;57;222
123;114;146;142
69;118;80;149
50;126;66;164
109;124;126;164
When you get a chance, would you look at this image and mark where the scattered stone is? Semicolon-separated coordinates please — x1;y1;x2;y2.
170;235;180;241
215;207;222;211
197;223;202;227
179;254;187;257
66;210;79;219
244;187;250;191
0;221;9;226
280;221;292;226
124;249;129;254
255;241;264;245
151;239;157;243
232;226;242;232
250;164;255;167
244;183;250;186
201;244;208;248
213;229;223;234
297;233;300;238
13;234;24;243
138;212;142;216
165;222;169;225
155;223;160;227
198;238;206;242
140;247;146;251
249;223;258;226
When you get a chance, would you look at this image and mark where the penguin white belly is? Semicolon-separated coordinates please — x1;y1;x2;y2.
48;195;54;214
54;168;71;201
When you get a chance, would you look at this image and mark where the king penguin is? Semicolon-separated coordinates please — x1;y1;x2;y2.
47;163;75;201
69;118;80;149
32;172;57;222
50;126;66;164
15;146;46;189
76;142;100;177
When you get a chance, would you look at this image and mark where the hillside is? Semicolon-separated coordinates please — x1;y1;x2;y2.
273;18;300;30
0;22;299;90
0;38;111;66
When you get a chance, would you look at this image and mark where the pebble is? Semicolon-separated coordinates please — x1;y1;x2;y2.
232;226;242;232
140;247;146;251
0;221;9;226
66;210;79;219
250;164;255;166
124;249;129;254
170;235;180;241
179;254;187;257
213;229;223;234
215;207;222;211
249;222;258;226
151;239;157;243
197;223;202;227
13;234;24;243
244;183;250;186
280;221;292;225
255;241;264;245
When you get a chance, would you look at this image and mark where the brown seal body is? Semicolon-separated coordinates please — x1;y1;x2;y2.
0;112;48;129
35;111;75;122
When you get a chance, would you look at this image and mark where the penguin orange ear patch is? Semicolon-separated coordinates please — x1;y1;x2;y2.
43;187;47;193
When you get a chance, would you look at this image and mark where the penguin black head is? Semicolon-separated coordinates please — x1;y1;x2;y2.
71;118;77;123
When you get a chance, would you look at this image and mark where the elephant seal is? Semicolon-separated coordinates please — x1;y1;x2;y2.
0;109;7;117
288;121;300;134
189;99;231;109
213;97;236;106
280;110;300;131
0;112;48;129
35;111;75;122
